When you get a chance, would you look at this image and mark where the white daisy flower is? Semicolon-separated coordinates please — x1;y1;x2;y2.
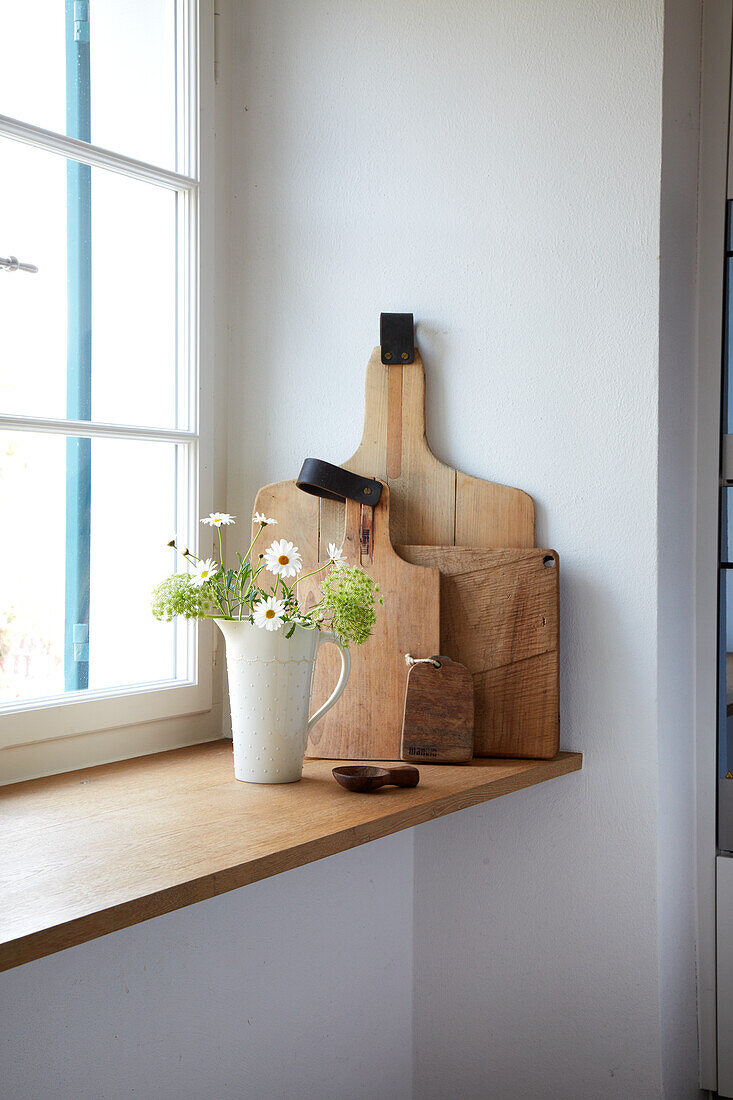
191;558;218;586
328;543;348;568
252;596;286;631
253;512;277;526
264;538;303;578
200;512;236;527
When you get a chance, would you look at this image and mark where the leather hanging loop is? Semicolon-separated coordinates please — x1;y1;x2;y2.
296;457;383;506
380;313;415;365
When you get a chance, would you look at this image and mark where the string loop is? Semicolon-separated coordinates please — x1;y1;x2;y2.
405;654;442;669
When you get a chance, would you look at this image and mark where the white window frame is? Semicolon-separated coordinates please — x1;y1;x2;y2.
0;0;219;782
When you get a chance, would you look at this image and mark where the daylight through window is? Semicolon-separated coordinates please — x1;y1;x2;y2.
0;0;200;736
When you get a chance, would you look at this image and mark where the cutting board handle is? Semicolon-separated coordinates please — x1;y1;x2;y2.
342;480;399;567
356;346;433;482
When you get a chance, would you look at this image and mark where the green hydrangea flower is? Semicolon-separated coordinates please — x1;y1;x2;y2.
151;573;213;621
319;565;382;646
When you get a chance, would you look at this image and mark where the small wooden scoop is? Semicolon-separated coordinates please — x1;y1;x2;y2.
332;764;420;793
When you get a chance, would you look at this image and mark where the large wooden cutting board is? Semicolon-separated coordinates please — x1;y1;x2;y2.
398;546;559;759
299;483;440;760
253;346;536;562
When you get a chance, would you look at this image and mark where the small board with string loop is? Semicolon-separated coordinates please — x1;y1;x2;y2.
401;654;474;763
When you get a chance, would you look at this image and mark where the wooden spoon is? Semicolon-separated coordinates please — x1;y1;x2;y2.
332;764;420;793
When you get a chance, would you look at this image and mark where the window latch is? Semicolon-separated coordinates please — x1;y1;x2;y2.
73;0;90;42
73;624;89;663
0;255;39;274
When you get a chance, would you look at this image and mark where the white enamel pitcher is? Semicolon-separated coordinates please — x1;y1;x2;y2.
215;620;350;783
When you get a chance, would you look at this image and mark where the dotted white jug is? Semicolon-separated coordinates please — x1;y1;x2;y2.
216;620;350;783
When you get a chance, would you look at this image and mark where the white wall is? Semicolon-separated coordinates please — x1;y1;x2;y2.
0;833;414;1100
226;1;701;1098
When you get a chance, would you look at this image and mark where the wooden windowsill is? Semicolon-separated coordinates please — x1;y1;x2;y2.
0;740;582;972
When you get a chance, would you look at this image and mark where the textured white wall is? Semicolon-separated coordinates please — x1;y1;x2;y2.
0;834;414;1100
226;1;700;1098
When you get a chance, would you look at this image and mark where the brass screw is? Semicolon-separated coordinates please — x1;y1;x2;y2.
384;352;392;360
364;487;372;495
401;351;409;361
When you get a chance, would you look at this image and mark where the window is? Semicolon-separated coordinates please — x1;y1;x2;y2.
0;1;212;771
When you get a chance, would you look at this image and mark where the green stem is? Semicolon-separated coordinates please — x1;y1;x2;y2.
241;524;270;602
217;526;233;618
245;522;267;567
296;561;331;587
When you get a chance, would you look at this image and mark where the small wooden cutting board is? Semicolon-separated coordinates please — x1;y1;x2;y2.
397;546;560;759
300;484;440;760
401;656;474;763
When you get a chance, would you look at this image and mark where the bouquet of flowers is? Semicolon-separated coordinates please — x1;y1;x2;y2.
152;512;381;646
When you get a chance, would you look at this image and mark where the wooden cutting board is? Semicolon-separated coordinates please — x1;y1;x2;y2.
401;656;475;763
253;346;536;562
299;483;440;760
252;341;553;759
398;546;560;759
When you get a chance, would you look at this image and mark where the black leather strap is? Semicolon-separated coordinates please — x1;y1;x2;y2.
296;458;382;506
380;312;415;365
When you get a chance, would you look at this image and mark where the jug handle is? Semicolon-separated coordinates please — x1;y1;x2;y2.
307;631;351;732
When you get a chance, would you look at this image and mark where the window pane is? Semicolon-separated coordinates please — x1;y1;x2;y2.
0;433;65;702
0;430;191;707
0;0;178;171
0;137;180;429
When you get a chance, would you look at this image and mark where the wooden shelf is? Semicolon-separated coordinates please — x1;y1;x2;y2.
0;741;582;972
